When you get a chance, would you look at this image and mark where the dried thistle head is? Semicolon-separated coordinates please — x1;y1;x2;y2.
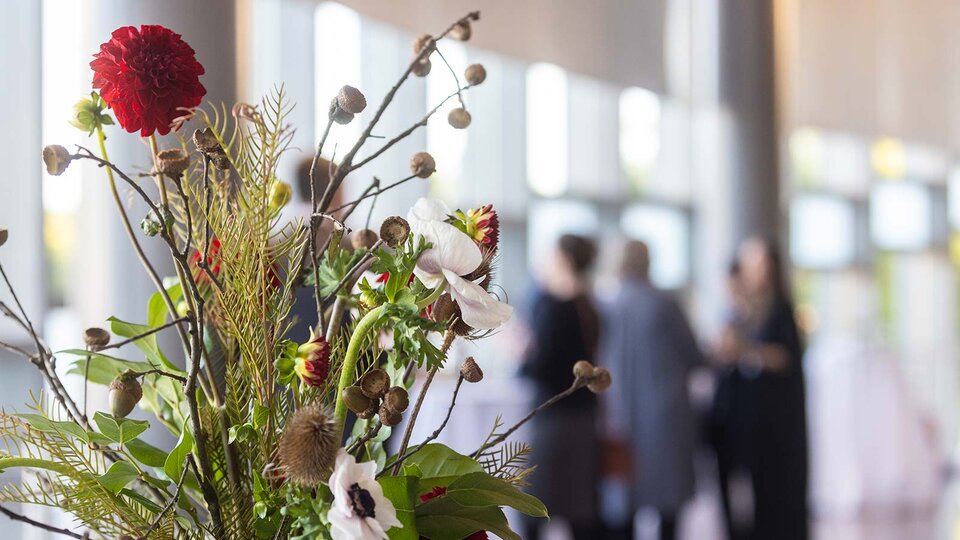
447;108;472;129
156;148;190;179
278;405;338;486
337;85;367;114
380;216;410;248
83;327;111;350
351;229;379;251
43;145;72;176
465;64;486;86
410;151;436;178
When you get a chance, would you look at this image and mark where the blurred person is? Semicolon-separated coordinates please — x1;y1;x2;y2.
600;240;702;540
712;237;808;540
520;234;601;540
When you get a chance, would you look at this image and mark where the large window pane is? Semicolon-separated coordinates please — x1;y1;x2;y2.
619;204;689;288
870;182;931;250
790;194;857;269
526;63;568;197
619;86;660;194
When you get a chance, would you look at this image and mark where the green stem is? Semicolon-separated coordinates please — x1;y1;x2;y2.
334;304;386;440
416;282;446;311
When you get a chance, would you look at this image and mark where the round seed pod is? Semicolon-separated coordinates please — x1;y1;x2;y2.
379;216;411;248
192;128;221;153
43;145;72;176
83;327;111;350
360;369;390;399
277;405;338;485
357;400;379;420
412;33;435;55
383;386;409;413
108;370;143;418
328;98;355;125
156;149;190;179
0;228;7;248
451;20;472;41
351;229;379;251
411;58;432;77
342;386;373;415
460;357;484;383
464;64;487;86
337;85;367;114
572;360;595;379
378;404;403;427
447;108;472;129
409;151;436;178
587;368;612;393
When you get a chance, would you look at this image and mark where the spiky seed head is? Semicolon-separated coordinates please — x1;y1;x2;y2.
379;216;411;248
43;145;72;176
360;369;390;399
587;367;612;393
108;370;142;418
573;360;594;379
447;108;472;129
383;386;409;413
410;152;436;178
460;357;484;383
278;405;338;486
342;386;373;415
464;64;486;86
379;404;402;427
84;327;111;349
411;58;432;77
351;229;379;251
156;148;190;179
451;20;472;41
337;85;367;114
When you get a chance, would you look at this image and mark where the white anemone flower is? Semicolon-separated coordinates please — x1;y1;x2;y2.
407;198;512;330
328;449;401;540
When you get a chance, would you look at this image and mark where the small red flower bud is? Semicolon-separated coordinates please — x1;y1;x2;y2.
295;332;331;388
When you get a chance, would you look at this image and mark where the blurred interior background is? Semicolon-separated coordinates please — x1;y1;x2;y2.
3;0;960;538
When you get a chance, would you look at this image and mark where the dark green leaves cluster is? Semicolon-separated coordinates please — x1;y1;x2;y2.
379;302;446;371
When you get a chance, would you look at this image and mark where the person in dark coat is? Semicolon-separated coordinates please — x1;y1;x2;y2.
600;240;703;540
521;234;601;540
713;237;809;540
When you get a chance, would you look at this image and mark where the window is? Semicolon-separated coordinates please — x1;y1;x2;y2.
790;194;857;269
870;182;932;251
525;63;568;198
619;86;660;194
620;204;690;289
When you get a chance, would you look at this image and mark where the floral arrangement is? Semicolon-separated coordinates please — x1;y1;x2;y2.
0;12;611;540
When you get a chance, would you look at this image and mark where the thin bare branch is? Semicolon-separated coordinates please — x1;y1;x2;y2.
0;505;84;538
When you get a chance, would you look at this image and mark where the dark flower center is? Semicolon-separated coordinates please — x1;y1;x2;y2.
348;483;376;518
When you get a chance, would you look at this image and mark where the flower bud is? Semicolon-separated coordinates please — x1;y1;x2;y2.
410;152;436;178
383;386;409;413
451;20;472;41
83;327;111;350
465;64;486;86
69;92;114;135
0;228;7;248
360;369;390;399
329;98;354;125
573;360;594;379
269;181;292;211
140;206;174;237
411;58;432;78
379;403;403;427
337;85;367;115
351;229;379;251
295;332;331;388
156;149;190;179
43;145;72;176
447;108;472;129
412;34;435;55
108;370;143;418
343;386;373;415
460;357;483;383
380;216;411;248
587;367;612;393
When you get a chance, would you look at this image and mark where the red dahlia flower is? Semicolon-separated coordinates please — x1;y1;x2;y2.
294;331;331;388
189;238;222;284
418;487;489;540
452;204;499;255
91;25;206;136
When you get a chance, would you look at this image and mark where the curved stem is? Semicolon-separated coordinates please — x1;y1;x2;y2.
333;304;386;440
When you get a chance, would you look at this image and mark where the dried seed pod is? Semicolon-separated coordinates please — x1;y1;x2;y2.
587;367;612;393
342;386;373;415
357;400;379;420
337;85;367;114
464;64;487;86
573;360;595;379
460;357;484;383
431;293;458;323
378;404;403;427
277;405;338;485
192;128;221;153
232;101;261;122
411;58;432;77
0;228;7;248
409;151;436;178
83;327;111;350
447;108;472;129
383;386;409;413
328;98;355;125
43;145;72;176
156;148;190;179
360;369;390;399
379;216;411;248
351;229;379;251
412;33;435;55
451;20;472;41
108;370;143;418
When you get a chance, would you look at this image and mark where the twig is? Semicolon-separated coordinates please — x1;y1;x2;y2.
97;316;189;352
134;368;188;384
434;47;465;107
310;117;336;328
137;454;193;540
347;421;382;456
0;340;36;359
0;504;84;538
326;175;418;214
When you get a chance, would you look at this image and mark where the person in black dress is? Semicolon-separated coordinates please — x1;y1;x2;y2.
712;237;808;540
521;234;600;540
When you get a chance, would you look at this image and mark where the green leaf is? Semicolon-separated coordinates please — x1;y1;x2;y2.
253;402;270;430
13;413;90;442
108;316;181;373
401;444;483;488
164;424;194;481
443;472;548;517
121;488;163;514
415;497;520;540
147;286;177;327
93;412;149;444
62;349;148;385
98;461;140;493
126;438;169;468
379;475;420;540
228;423;256;444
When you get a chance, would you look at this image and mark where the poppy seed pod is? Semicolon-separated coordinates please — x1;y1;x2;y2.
378;404;403;427
43;145;72;176
108;370;143;418
572;360;595;379
156;148;190;179
83;327;111;350
383;386;409;413
409;152;436;178
412;33;435;55
357;400;379;420
460;357;483;383
192;128;221;153
337;85;367;115
447;108;472;129
379;216;411;248
0;228;7;248
587;367;612;393
451;20;472;41
360;369;390;399
342;386;373;415
411;58;432;78
465;64;487;86
277;406;338;485
329;98;355;125
351;229;379;251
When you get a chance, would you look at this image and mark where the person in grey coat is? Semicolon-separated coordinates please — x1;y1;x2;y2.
600;240;703;540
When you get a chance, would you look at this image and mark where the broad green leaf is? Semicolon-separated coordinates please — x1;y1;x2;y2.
108;316;180;372
164;424;194;481
98;461;139;493
93;412;149;444
13;413;89;442
62;349;147;385
402;463;423;478
401;444;482;487
121;488;164;514
126;438;169;468
443;472;548;517
379;475;419;540
415;497;519;540
253;402;270;430
147;284;180;328
228;423;256;444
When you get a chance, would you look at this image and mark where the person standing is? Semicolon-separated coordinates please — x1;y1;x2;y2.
521;234;601;540
600;240;703;540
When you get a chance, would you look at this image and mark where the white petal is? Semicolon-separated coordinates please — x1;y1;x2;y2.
444;270;513;329
364;480;403;531
415;220;482;278
407;198;451;226
329;508;364;540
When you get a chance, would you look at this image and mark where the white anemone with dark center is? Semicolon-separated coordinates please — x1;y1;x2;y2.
328;449;401;540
